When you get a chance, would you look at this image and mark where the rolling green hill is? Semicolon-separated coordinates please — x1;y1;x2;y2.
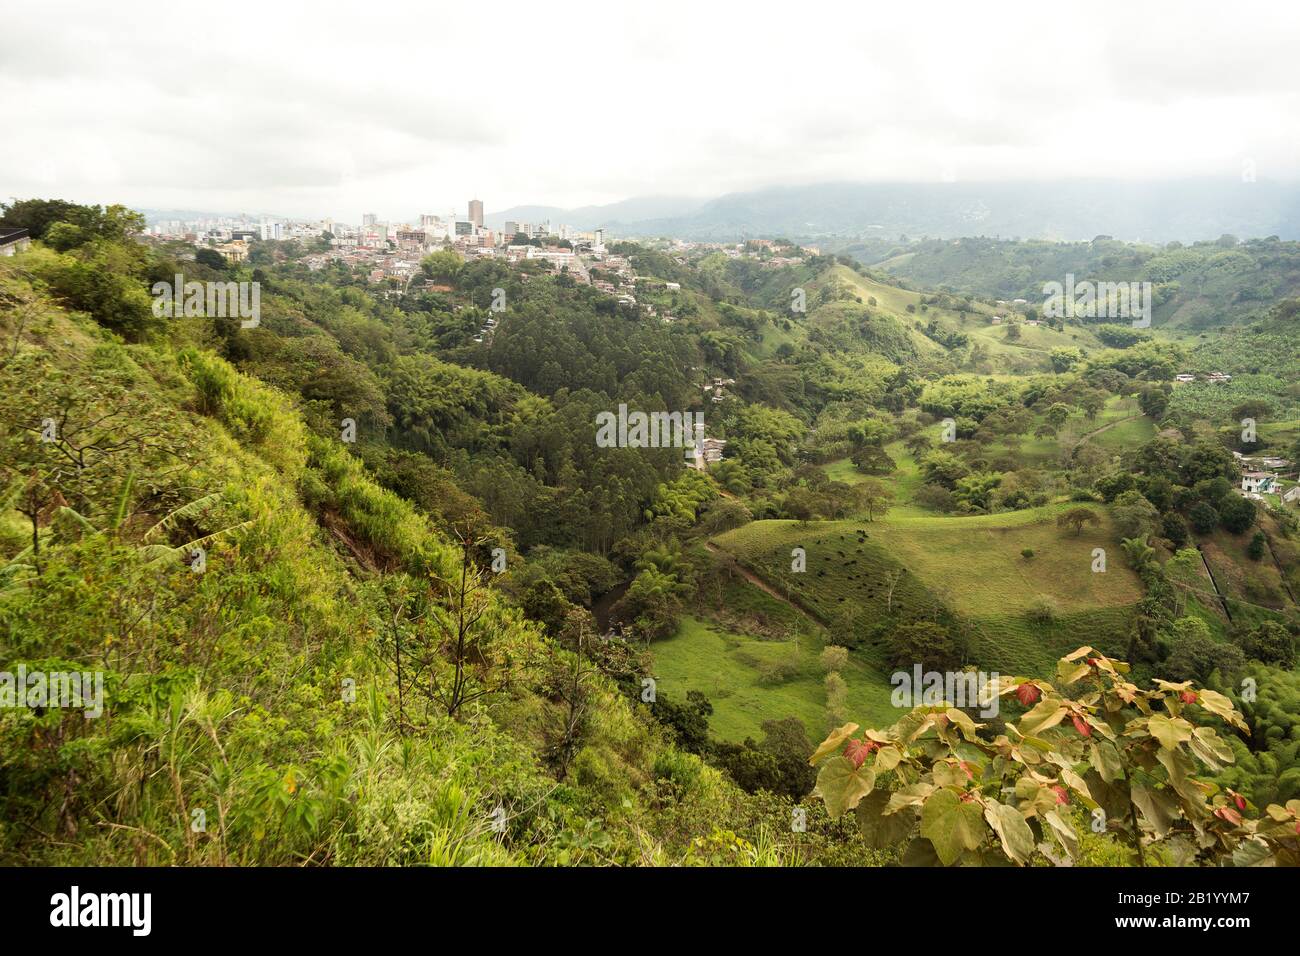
711;505;1144;676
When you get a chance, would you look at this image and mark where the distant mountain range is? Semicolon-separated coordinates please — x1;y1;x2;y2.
490;180;1300;243
484;195;705;233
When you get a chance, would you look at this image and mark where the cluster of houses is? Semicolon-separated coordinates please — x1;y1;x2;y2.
1234;451;1299;505
1175;371;1233;384
690;436;727;471
702;375;736;404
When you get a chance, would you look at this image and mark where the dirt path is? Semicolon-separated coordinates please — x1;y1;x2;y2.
704;540;828;625
1070;412;1143;452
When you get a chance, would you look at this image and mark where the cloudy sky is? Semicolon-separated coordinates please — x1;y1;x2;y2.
3;0;1298;223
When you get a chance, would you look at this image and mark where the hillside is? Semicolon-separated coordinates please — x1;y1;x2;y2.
0;257;842;867
3;200;1299;870
838;235;1300;331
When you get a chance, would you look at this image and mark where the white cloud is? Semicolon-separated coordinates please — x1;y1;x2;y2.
3;0;1297;223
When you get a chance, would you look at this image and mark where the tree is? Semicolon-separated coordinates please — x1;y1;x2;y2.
1121;536;1156;573
857;478;894;521
1218;493;1256;535
408;532;510;719
919;450;969;490
1189;501;1219;535
851;443;895;476
1111;490;1160;541
420;249;464;284
783;488;816;524
195;248;227;270
1057;506;1100;536
545;612;599;779
904;433;933;458
1049;347;1083;372
1239;621;1295;666
1164;617;1245;683
1138;385;1169;420
1247;531;1266;561
0;198;143;242
1034;402;1072;438
953;472;1001;513
1162;512;1189;547
820;645;849;673
824;671;849;726
809;647;1300;867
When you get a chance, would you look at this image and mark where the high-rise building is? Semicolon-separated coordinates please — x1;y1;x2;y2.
362;213;378;227
468;199;484;228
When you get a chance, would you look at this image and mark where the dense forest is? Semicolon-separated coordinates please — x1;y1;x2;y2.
2;199;1299;867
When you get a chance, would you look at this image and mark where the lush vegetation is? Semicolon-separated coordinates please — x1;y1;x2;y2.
2;199;1297;867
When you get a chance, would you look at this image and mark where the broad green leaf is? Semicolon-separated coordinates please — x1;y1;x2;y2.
1017;697;1067;735
1042;807;1079;860
1057;661;1091;685
1131;784;1176;838
1194;689;1247;731
945;708;980;738
885;782;934;813
855;789;916;849
984;801;1036;865
933;760;970;788
815;755;875;819
919;789;986;865
1060;768;1098;809
1147;714;1193;751
874;744;903;772
1187;726;1234;771
1089;741;1124;783
1231;838;1274;867
809;722;859;765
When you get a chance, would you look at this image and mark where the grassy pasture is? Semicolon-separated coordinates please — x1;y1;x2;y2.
711;505;1144;676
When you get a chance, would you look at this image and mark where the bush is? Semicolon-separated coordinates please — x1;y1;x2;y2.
1027;596;1058;625
1189;501;1220;534
1238;621;1296;666
819;645;849;672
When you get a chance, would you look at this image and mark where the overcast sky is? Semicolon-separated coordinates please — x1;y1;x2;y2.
3;0;1298;224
